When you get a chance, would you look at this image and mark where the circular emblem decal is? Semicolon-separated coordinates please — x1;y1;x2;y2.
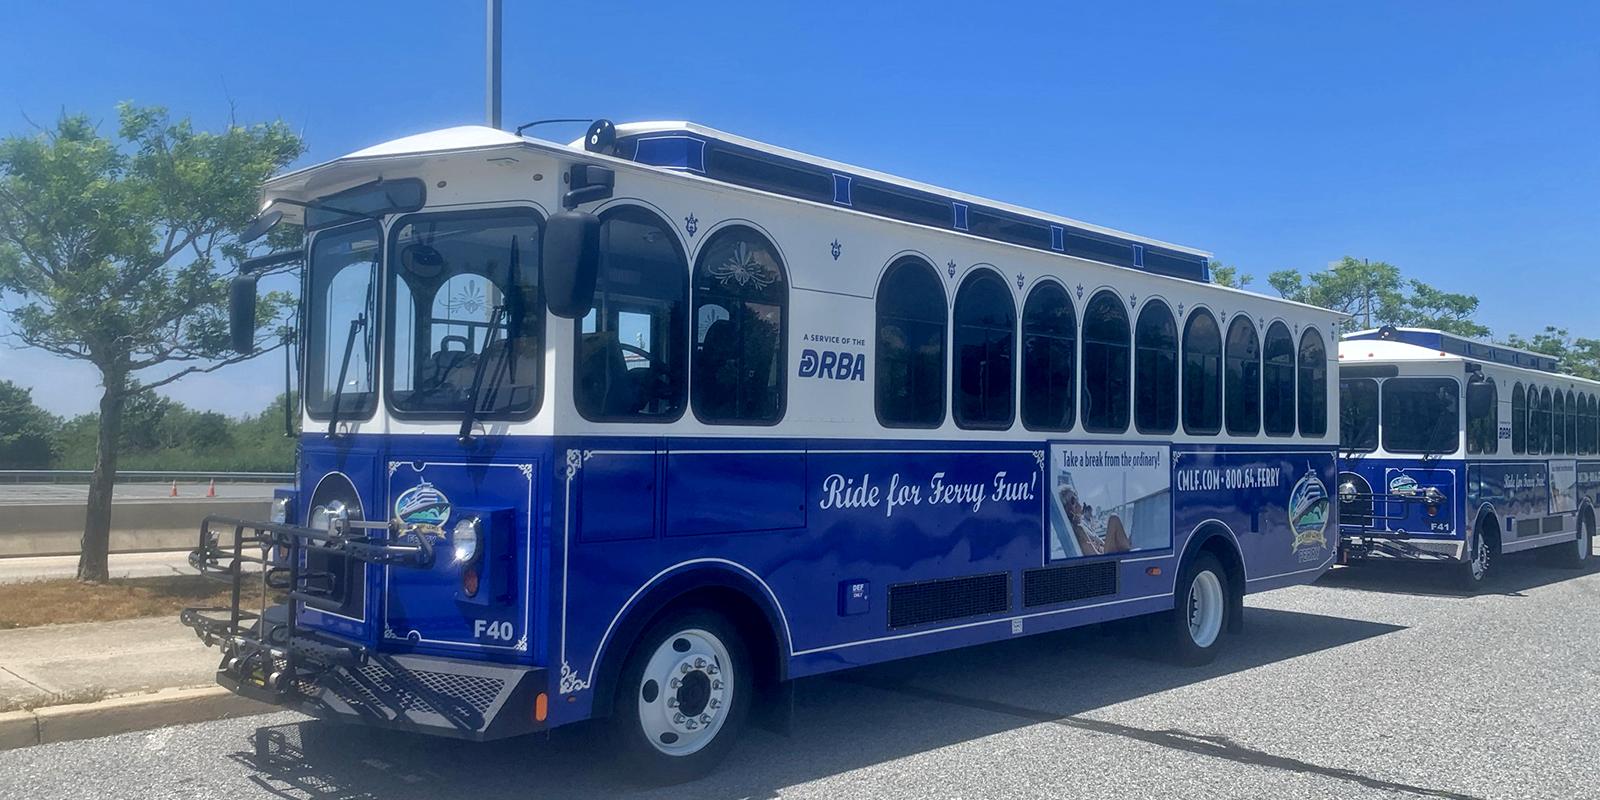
394;481;452;530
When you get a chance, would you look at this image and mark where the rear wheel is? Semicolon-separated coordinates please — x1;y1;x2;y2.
612;609;751;784
1160;552;1230;666
1560;515;1594;568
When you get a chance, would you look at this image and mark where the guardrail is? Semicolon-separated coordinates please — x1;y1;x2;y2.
0;470;293;484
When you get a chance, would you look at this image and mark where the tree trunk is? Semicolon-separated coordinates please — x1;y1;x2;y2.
77;376;126;583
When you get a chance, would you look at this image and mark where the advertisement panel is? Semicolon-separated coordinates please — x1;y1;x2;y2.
1047;443;1171;561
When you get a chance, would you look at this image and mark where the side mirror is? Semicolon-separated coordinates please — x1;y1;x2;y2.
229;274;259;353
543;210;600;318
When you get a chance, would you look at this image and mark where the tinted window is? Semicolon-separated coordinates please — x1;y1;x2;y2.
1554;390;1566;454
952;270;1015;429
1262;322;1295;436
691;226;786;424
1298;329;1328;437
1134;301;1178;434
1182;309;1222;435
876;257;947;427
1466;377;1497;455
1021;283;1076;431
1567;390;1578;454
1511;383;1526;454
1382;378;1459;454
1341;378;1379;452
1081;291;1130;432
388;208;543;418
1225;317;1260;436
1541;388;1553;454
575;207;687;421
306;223;381;419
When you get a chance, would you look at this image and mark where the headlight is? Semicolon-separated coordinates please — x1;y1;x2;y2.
308;500;349;533
452;517;481;563
270;497;289;524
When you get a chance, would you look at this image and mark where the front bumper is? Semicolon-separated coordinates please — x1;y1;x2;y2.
219;645;546;741
1340;531;1465;563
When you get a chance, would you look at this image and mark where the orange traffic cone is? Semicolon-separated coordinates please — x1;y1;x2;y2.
207;479;217;498
170;480;178;497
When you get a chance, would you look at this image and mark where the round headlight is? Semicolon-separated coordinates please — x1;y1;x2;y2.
270;497;290;524
308;500;349;533
452;517;481;563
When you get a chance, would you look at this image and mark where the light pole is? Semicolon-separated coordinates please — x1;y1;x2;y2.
486;0;503;129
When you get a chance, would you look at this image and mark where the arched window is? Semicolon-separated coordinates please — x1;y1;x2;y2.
1298;328;1327;437
1548;388;1561;454
1182;309;1222;435
952;269;1015;429
1580;393;1592;456
691;225;787;425
575;206;687;422
1536;388;1548;457
1225;316;1260;436
1511;383;1526;454
1262;322;1295;436
1467;377;1497;455
1567;390;1578;455
1590;395;1598;455
1134;300;1178;434
875;257;946;428
1021;282;1076;431
1081;291;1130;433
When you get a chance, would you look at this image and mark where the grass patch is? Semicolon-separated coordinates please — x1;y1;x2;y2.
0;573;270;629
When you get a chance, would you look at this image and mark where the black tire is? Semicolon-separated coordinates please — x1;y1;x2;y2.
1560;515;1594;569
1456;526;1495;591
611;609;752;785
1159;552;1230;666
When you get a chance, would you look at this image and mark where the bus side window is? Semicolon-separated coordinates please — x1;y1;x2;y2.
1466;376;1496;455
691;226;787;425
876;257;947;428
1081;291;1130;433
1021;282;1075;431
575;206;688;422
1297;328;1328;437
1225;316;1260;436
1511;383;1526;454
1262;321;1295;436
952;268;1015;430
1134;300;1178;434
1182;308;1222;435
1566;390;1578;455
1539;387;1552;454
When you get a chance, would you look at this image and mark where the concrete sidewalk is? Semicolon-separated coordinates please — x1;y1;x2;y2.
0;617;221;712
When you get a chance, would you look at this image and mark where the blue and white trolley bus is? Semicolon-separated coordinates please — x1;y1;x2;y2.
1336;327;1597;588
186;120;1342;780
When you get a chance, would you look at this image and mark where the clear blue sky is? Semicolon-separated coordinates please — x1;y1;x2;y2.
2;1;1596;416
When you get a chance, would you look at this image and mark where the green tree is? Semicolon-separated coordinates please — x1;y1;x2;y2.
1267;256;1488;338
1503;326;1600;381
1209;261;1253;289
0;104;303;581
0;380;60;469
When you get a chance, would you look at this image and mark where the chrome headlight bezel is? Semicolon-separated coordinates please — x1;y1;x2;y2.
452;516;482;563
308;500;350;534
270;496;290;525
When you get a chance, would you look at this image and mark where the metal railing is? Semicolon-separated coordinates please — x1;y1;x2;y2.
0;470;293;484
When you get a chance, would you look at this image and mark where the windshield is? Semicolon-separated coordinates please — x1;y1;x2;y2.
1339;378;1378;452
1381;377;1460;454
304;223;380;419
387;208;544;418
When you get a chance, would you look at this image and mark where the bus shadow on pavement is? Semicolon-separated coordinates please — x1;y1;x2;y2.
228;607;1402;800
1316;553;1599;598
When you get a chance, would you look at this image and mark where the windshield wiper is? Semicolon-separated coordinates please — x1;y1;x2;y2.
457;305;507;443
326;312;367;438
457;236;524;443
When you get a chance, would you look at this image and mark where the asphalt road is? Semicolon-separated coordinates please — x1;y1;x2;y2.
2;552;1595;800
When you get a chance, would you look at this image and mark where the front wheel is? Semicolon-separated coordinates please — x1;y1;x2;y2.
1456;530;1493;590
1560;516;1594;568
1159;552;1230;666
612;610;751;784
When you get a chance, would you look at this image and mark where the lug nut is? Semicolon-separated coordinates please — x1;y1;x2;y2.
667;697;678;708
694;657;705;668
670;678;681;689
673;713;685;724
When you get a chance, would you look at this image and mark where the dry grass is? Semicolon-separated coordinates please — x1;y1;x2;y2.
0;574;269;630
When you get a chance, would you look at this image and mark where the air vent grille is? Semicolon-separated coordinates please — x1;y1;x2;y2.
1023;561;1119;608
887;572;1009;629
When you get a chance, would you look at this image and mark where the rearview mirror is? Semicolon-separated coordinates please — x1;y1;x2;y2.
240;209;284;244
543;210;600;318
229;274;259;353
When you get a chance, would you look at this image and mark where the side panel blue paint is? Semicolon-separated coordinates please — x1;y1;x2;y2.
1341;458;1468;539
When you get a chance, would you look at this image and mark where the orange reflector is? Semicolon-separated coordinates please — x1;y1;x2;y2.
462;568;480;597
534;692;548;722
1145;566;1162;576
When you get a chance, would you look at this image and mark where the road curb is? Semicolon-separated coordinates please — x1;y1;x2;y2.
0;686;274;751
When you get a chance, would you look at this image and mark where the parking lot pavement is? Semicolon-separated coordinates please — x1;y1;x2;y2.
1;553;1595;800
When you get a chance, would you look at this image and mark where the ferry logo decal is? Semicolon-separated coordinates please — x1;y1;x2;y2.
394;481;452;530
1388;474;1420;496
1289;469;1330;553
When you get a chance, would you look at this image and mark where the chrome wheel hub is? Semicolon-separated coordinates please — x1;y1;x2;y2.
1187;570;1224;648
636;628;732;757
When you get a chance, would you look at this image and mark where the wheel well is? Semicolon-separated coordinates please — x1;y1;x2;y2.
1475;509;1502;552
587;572;785;719
1184;524;1246;635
